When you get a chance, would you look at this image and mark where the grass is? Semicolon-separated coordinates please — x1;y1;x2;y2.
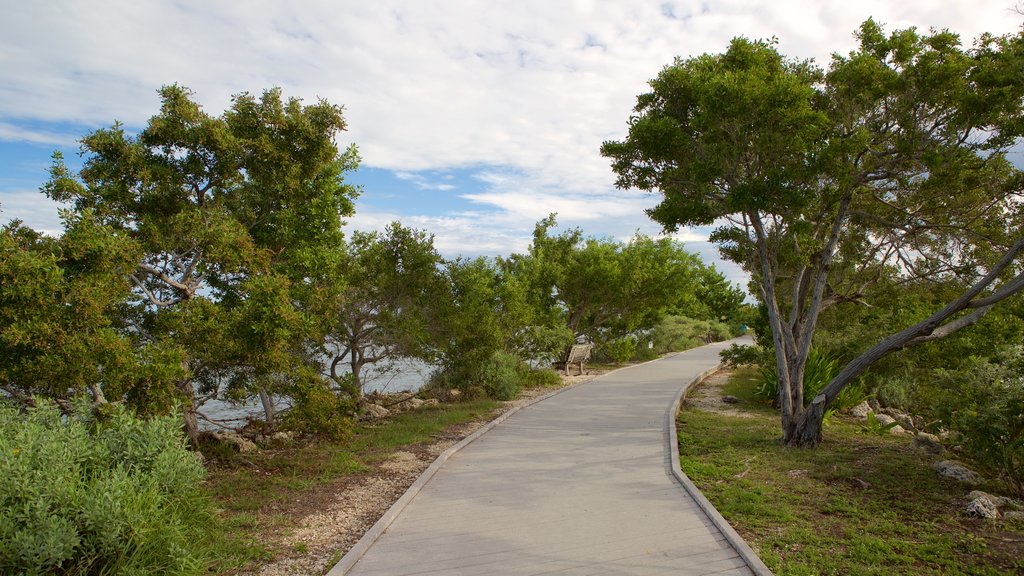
678;366;1024;575
203;398;499;573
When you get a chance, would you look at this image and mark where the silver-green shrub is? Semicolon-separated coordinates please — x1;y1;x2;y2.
0;398;213;575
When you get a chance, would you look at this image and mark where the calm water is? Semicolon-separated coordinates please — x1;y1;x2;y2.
198;358;434;429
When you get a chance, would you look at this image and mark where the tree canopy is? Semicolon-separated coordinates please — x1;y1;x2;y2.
603;20;1024;446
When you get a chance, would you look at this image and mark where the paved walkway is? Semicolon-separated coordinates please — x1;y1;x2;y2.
340;340;760;575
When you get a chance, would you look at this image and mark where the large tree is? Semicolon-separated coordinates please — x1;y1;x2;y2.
44;85;359;441
603;21;1024;446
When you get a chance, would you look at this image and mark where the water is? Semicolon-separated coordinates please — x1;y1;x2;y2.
198;358;435;429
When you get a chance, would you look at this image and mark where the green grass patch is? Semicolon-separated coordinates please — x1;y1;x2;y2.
678;371;1024;575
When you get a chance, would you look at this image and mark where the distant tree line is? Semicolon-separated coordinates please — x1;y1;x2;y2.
0;85;745;445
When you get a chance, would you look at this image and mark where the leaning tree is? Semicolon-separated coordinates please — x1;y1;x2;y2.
603;20;1024;446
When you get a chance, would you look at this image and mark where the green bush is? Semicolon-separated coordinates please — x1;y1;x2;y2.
934;351;1024;498
283;371;356;439
521;368;562;388
480;351;523;400
601;336;638;364
650;315;734;356
0;398;215;575
427;351;527;401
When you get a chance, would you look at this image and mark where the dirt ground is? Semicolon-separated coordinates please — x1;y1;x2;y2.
683;368;758;418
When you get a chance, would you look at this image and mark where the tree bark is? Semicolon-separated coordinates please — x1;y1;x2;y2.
258;388;276;427
180;386;201;448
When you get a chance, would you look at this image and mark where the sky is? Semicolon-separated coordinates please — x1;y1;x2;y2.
2;1;1022;290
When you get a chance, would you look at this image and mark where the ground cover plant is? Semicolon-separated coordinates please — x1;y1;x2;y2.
677;368;1024;575
0;399;221;575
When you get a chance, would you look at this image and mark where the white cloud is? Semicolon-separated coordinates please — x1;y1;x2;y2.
3;0;1018;290
0;189;66;236
0;122;79;147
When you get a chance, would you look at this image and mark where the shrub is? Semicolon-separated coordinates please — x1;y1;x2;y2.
601;336;638;364
427;351;527;401
934;350;1024;498
282;371;356;439
479;351;523;400
0;398;215;575
521;368;562;388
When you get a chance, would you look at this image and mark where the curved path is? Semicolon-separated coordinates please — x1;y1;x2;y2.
336;339;765;575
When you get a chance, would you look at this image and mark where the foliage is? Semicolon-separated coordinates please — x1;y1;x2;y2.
719;342;770;368
0;398;215;575
755;349;865;419
506;215;715;346
324;222;446;394
38;85;359;438
650;315;733;355
677;379;1024;574
604;20;1024;446
479;351;524;401
0;216;185;409
280;370;357;439
599;336;638;364
521;368;563;389
934;350;1024;497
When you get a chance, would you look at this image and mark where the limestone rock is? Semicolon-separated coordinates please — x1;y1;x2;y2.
448;389;462;401
1004;511;1024;521
850;401;872;419
874;413;897;427
966;496;1000;519
422;398;440;407
363;404;390;419
403;397;425;410
967;491;1020;509
934;460;982;486
211;431;257;453
910;433;944;455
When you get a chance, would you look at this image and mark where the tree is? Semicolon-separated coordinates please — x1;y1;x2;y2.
43;85;359;441
507;215;702;353
324;222;446;396
603;21;1024;446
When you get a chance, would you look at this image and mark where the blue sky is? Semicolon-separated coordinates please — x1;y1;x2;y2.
2;1;1021;290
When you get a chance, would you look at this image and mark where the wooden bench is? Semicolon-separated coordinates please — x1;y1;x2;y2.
563;343;593;376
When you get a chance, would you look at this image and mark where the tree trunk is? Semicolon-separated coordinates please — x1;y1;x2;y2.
258;388;276;427
790;399;826;447
179;381;200;448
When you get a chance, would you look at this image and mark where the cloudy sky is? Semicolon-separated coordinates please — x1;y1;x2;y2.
2;1;1021;288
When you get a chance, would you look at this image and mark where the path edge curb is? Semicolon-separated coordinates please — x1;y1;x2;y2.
326;378;589;575
668;365;775;576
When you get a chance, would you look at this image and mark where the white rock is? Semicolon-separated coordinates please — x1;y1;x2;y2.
363;404;390;419
211;431;257;453
874;413;897;426
850;401;872;419
934;460;982;486
1004;510;1024;521
967;497;1000;519
910;433;944;455
967;490;1020;509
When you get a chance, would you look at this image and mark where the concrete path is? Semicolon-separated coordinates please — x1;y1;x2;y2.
340;340;761;575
